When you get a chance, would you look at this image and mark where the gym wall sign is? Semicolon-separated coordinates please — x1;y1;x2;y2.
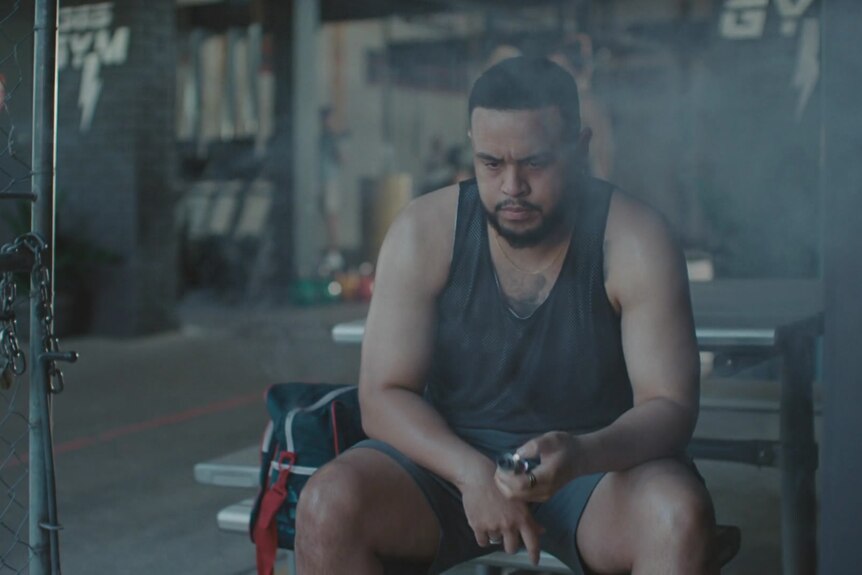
719;0;819;121
719;0;816;40
57;2;130;132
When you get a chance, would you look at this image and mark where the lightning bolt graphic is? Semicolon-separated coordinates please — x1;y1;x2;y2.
79;53;102;132
792;17;819;122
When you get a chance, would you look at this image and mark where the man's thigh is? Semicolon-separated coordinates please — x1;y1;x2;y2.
574;457;714;573
299;443;441;563
531;472;606;575
345;440;502;574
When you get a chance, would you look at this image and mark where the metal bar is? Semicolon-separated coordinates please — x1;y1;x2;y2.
695;327;777;348
775;315;821;575
0;192;38;201
820;1;862;572
28;1;60;574
291;0;321;277
687;437;779;468
331;320;782;349
41;351;78;364
0;251;34;273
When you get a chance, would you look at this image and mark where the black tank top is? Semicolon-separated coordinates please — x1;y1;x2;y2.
424;178;633;456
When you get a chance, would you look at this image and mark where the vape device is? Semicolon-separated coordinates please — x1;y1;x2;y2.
496;452;541;474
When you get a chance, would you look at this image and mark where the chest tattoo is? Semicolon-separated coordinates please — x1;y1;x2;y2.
498;272;550;317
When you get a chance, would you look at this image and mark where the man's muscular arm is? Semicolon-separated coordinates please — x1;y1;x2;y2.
360;189;543;560
498;194;699;499
573;194;699;476
359;191;490;488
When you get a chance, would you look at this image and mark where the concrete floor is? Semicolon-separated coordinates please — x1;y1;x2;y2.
2;297;820;574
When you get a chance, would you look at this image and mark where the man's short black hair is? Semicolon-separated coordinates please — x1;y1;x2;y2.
468;56;581;142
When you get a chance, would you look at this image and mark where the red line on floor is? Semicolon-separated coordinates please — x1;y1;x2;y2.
5;391;264;469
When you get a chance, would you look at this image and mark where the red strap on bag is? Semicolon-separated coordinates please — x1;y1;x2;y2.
254;451;295;575
331;402;341;455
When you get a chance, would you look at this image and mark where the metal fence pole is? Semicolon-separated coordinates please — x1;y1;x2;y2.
28;0;60;573
776;316;821;575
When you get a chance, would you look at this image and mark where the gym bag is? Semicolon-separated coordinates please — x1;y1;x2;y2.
250;382;366;575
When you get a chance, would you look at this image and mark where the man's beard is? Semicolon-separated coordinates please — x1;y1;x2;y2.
485;199;569;249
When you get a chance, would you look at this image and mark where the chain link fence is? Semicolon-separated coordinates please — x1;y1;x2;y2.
1;2;34;196
1;2;68;573
1;1;37;573
0;265;33;575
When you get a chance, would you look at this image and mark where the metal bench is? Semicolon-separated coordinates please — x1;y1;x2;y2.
216;498;740;574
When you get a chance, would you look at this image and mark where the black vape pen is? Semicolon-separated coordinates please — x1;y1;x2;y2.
496;452;541;474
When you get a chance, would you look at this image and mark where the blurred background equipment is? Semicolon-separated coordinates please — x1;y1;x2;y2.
168;0;825;312
1;0;826;324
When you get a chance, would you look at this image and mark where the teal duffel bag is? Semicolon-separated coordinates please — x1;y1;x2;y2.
250;382;366;575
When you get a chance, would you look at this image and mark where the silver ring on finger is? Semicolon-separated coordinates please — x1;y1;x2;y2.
528;471;537;489
488;534;503;545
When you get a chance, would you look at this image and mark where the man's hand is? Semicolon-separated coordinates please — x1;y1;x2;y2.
459;464;544;565
495;432;579;503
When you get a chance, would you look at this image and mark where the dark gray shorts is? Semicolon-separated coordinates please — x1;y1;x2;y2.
352;438;604;575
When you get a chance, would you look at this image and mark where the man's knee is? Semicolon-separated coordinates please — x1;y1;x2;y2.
296;460;368;545
640;464;715;549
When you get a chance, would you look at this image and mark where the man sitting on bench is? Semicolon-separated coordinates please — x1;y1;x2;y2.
295;56;718;575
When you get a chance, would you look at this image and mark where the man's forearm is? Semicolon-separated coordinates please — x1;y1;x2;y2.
573;397;696;477
360;386;495;489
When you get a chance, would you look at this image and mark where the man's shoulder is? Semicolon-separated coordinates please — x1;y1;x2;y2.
398;183;459;244
380;183;460;293
604;189;684;305
605;188;673;249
